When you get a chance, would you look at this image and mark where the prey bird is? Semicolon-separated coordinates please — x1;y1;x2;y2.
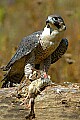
1;14;68;87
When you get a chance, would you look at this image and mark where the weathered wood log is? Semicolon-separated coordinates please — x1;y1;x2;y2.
0;83;80;120
0;87;30;120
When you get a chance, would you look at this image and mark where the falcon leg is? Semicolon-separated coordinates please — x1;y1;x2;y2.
24;64;33;79
25;52;36;80
44;56;51;73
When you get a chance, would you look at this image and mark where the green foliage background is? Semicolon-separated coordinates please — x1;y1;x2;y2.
0;0;80;86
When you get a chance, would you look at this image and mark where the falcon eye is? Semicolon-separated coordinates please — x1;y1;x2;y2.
53;17;58;21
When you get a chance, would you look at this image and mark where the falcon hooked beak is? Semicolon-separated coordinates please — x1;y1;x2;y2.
46;15;66;32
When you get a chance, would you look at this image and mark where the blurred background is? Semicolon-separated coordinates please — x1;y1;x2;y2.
0;0;80;86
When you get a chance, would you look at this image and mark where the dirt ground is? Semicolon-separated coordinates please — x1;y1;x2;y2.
0;83;80;120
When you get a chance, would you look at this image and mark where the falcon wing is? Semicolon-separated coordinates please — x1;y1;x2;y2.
2;31;42;71
51;38;68;64
1;31;42;87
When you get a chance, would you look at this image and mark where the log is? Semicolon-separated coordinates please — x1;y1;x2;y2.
0;84;80;120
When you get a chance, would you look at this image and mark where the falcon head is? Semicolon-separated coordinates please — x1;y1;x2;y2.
46;14;66;32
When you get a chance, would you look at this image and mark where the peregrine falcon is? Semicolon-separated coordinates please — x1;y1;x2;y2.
1;14;68;87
